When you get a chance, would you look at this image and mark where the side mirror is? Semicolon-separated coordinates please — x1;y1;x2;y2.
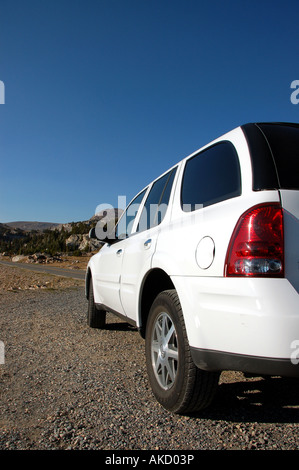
88;227;117;245
88;227;97;239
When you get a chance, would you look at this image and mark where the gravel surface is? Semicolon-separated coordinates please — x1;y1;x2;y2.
1;264;299;451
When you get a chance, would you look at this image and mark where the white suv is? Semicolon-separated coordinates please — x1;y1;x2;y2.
86;122;299;413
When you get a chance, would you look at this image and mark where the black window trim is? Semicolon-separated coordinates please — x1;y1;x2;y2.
241;123;279;191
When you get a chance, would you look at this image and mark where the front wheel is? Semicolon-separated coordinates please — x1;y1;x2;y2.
87;277;106;328
145;290;219;413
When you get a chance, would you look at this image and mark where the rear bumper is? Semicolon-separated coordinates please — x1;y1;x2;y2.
191;347;299;378
171;276;299;363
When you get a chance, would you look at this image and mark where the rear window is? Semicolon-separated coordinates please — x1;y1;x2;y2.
181;141;241;211
258;123;299;190
242;123;299;191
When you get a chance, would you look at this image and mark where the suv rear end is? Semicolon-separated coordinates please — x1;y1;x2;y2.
242;122;299;294
87;122;299;413
159;122;299;379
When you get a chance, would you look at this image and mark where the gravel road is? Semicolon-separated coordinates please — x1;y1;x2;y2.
1;265;299;451
0;260;85;280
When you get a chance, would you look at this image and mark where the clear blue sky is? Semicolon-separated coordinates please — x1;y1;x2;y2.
0;0;298;223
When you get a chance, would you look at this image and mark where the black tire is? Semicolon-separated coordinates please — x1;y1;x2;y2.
145;289;220;413
87;277;106;328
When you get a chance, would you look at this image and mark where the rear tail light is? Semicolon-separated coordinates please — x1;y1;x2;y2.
225;203;284;277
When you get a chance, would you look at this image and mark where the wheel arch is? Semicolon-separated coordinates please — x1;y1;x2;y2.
138;268;175;338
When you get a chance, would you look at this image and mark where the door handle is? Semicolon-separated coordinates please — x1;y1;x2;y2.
144;239;152;249
116;249;123;256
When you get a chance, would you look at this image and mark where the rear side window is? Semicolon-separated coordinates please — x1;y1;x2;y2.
242;122;299;191
181;141;241;211
137;167;177;231
258;123;299;190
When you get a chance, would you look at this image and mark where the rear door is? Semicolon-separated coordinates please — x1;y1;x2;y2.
120;167;177;321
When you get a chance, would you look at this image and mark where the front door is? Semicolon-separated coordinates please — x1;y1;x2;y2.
92;239;126;315
93;188;148;315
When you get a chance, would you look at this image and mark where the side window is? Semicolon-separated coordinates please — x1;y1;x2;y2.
181;142;241;211
137;168;177;232
116;189;147;239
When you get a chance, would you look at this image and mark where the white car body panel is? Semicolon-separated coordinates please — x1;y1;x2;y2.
120;228;158;321
171;276;299;358
280;189;299;294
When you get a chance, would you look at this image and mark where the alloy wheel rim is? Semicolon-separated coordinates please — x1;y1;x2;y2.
151;312;178;390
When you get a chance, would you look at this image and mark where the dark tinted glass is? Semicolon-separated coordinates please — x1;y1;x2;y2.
137;168;177;231
242;123;279;190
116;189;147;239
258;123;299;190
181;142;241;211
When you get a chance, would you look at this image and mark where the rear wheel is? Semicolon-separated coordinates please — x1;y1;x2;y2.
145;290;219;413
87;277;106;328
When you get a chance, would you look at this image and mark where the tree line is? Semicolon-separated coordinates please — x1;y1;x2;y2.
0;221;93;256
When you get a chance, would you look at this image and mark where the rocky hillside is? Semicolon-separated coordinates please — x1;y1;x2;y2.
0;209;123;257
5;221;61;231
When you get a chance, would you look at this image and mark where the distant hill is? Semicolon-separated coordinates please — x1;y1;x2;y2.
0;208;124;256
5;209;123;233
5;221;61;232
